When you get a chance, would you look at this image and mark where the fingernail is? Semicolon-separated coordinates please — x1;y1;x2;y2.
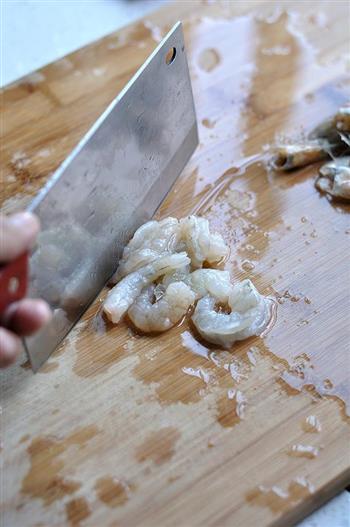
0;328;21;367
9;212;40;233
35;300;52;325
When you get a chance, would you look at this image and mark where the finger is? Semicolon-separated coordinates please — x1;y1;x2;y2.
0;212;40;262
2;299;52;336
0;327;23;368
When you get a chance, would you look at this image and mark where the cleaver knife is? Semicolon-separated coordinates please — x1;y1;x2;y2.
1;22;198;371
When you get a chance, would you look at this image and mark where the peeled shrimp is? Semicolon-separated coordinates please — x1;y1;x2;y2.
103;252;190;323
104;215;236;335
315;157;350;200
111;217;181;282
179;216;228;267
111;215;228;283
163;268;232;303
162;265;191;288
191;279;271;348
189;269;232;302
128;282;196;332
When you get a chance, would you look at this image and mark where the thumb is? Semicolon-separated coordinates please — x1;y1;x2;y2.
0;212;40;262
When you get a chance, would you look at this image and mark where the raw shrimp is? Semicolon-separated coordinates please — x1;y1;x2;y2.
191;279;271;348
128;282;196;332
189;269;232;302
163;268;232;303
162;265;191;288
104;215;235;333
179;216;228;267
122;217;180;255
103;252;190;323
111;217;181;282
111;216;228;284
316;157;350;200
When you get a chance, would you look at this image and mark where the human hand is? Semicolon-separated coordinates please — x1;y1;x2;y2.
0;212;52;368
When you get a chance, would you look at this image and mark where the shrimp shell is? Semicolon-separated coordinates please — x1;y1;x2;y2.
315;157;350;200
335;106;350;132
273;106;350;174
309;107;350;140
271;142;328;171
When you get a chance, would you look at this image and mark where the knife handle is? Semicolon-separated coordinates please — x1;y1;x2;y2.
0;252;29;318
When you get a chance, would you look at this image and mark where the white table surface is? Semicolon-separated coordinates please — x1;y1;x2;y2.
1;1;349;526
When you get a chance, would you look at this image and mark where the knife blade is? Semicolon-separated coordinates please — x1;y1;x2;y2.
24;22;198;371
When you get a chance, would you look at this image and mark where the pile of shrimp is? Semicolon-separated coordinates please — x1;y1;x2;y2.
271;105;350;201
103;216;272;348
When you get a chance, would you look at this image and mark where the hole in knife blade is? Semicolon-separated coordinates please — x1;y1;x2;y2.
165;47;176;65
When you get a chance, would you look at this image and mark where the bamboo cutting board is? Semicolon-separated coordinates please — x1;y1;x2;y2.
1;1;350;526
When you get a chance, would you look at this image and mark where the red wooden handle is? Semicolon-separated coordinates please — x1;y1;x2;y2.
0;252;29;317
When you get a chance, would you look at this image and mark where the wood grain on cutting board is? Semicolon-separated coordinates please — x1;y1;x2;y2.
1;1;350;526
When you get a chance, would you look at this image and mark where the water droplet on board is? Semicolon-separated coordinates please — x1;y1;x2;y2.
202;118;216;129
261;45;291;55
246;477;314;512
241;260;255;272
225;387;234;399
225;361;248;382
92;67;106;77
95;476;133;508
323;379;333;390
181;330;209;359
182;366;211;384
235;390;247;419
288;444;320;458
247;347;258;366
303;415;322;433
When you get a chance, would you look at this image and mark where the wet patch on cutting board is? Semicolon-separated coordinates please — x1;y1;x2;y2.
21;425;99;505
132;335;210;405
20;360;58;373
132;325;262;428
154;10;350;416
135;427;181;465
65;496;91;526
39;361;59;373
72;303;132;378
95;476;134;508
216;394;241;428
246;477;315;513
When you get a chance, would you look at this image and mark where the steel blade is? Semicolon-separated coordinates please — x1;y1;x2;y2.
25;22;198;371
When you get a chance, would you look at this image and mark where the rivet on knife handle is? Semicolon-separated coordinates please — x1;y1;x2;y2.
0;252;29;317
